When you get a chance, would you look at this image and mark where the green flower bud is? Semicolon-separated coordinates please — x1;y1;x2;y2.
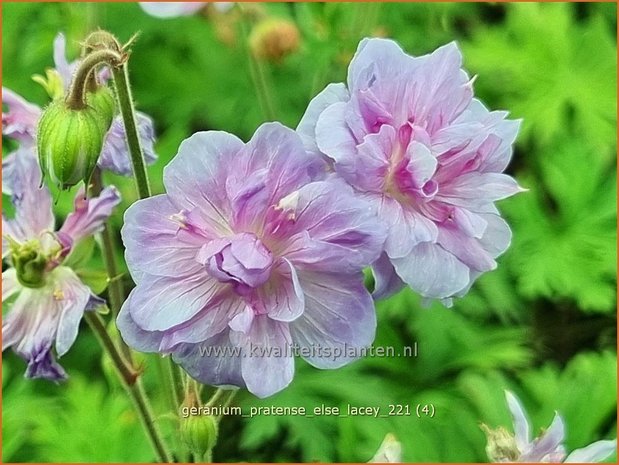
87;86;117;130
11;240;48;288
180;413;218;458
37;99;111;190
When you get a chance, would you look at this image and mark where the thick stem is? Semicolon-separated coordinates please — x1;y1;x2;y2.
85;312;172;462
65;49;124;110
111;64;151;199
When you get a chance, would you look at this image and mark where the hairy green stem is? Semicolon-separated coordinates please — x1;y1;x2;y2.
66;48;124;110
111;64;151;199
85;313;172;462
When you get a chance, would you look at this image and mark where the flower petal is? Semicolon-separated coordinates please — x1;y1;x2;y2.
261;259;304;322
59;186;121;245
163;130;242;235
290;270;376;369
564;440;617;463
139;2;206;18
505;390;531;452
280;181;386;273
392;242;470;299
117;291;165;352
521;413;565;462
52;267;91;356
128;272;225;331
122;194;204;280
371;252;405;300
238;315;294;398
172;332;245;389
297;83;349;157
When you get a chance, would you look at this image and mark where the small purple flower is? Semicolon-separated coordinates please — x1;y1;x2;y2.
482;391;616;463
2;33;158;177
139;2;233;18
298;39;523;303
2;149;121;380
117;123;386;398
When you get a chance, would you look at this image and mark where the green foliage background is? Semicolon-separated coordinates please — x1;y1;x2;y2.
2;2;617;462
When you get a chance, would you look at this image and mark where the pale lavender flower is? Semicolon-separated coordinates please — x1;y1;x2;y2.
2;34;157;176
117;123;386;398
482;390;616;463
139;2;233;18
298;38;522;303
2;149;121;380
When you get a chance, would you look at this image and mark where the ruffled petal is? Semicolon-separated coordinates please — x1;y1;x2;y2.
59;186;121;245
238;315;294;398
290;270;376;369
128;272;225;331
371;252;405;300
297;83;349;157
172;332;245;389
3;148;55;239
121;194;204;280
2;87;41;144
260;259;304;322
392;242;470;299
52;267;91;357
279;181;386;273
163;130;242;235
117;291;165;352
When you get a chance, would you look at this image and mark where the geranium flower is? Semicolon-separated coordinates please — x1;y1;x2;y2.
2;149;121;380
117;123;386;398
298;38;522;303
139;2;233;18
482;391;616;462
369;434;402;463
1;33;157;176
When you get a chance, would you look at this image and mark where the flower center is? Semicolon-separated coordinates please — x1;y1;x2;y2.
9;239;49;288
198;232;274;291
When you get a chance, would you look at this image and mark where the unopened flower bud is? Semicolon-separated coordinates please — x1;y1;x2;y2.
37;99;111;190
87;86;117;130
180;413;218;458
249;18;300;62
10;239;48;288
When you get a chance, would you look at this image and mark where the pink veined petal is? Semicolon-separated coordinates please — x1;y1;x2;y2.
315;101;359;165
564;440;617;463
505;390;532;452
261;259;304;322
290;270;376;369
379;196;438;259
435;172;524;208
172;332;245;389
128;272;226;331
279;181;386;273
116;290;165;352
159;292;246;350
2;87;41;144
121;194;204;280
392;242;470;299
52;267;91;356
437;225;496;273
371;252;405;300
163;130;241;235
238;315;294;398
3;149;55;239
297;82;349;157
59;186;121;245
